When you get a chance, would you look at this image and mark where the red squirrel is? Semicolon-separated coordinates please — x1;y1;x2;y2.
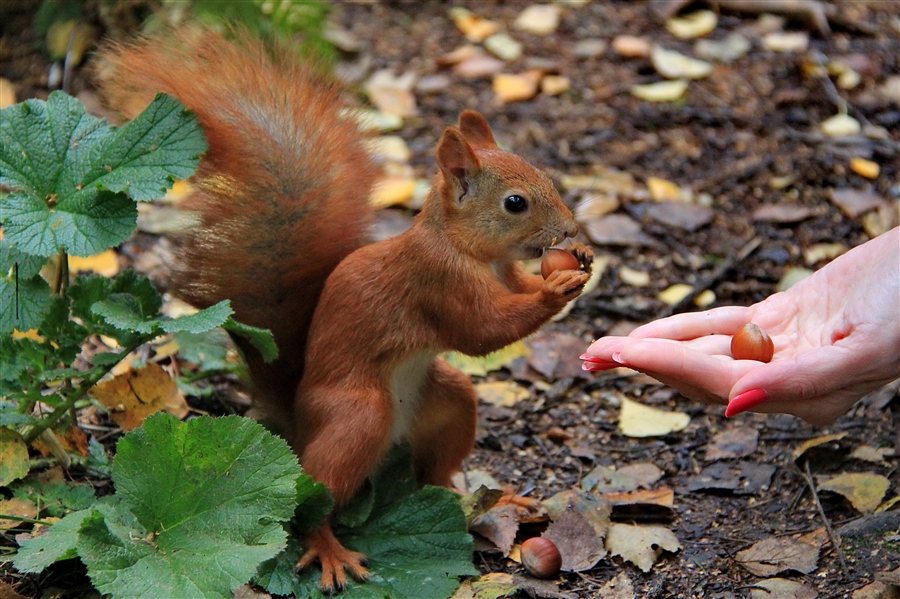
97;29;593;591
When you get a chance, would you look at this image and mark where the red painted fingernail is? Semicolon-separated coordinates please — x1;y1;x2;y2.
582;361;616;372
725;389;769;418
581;356;616;364
611;351;626;365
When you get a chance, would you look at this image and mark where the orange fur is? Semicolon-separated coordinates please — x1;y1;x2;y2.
97;30;592;593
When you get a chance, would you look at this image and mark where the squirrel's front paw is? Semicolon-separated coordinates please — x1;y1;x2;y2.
542;269;589;298
570;243;594;275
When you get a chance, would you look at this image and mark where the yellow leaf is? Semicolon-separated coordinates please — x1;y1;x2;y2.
444;341;530;376
0;428;29;487
370;177;417;209
657;283;693;306
818;472;890;513
69;249;120;276
850;157;880;179
792;432;847;461
606;523;681;572
647;177;682;201
631;79;688;102
619;397;690;438
0;497;38;530
665;10;718;39
90;363;189;431
475;381;529;408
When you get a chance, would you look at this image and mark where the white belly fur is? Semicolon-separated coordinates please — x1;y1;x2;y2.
390;351;437;443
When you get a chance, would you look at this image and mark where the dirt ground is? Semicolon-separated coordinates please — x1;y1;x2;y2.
2;1;899;598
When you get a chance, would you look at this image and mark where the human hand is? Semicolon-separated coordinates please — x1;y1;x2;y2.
581;227;900;425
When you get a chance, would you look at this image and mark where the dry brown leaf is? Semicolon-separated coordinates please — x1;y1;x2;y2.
543;490;611;572
606;523;681;572
735;528;826;576
612;35;651;58
90;363;189;431
526;331;590;380
752;203;817;223
515;4;563;35
582;463;663;494
450;8;501;43
493;71;542;104
705;426;759;460
470;504;521;556
828;189;888;218
749;578;818;599
0;580;28;599
0;498;38;530
0;78;16;108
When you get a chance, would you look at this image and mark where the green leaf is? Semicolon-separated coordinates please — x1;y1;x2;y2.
262;447;475;599
13;508;92;573
72;271;163;342
174;328;233;371
73;413;302;598
222;317;278;363
0;268;52;334
0;91;205;257
12;478;97;518
84;93;207;202
0;239;45;278
294;477;334;533
161;300;232;334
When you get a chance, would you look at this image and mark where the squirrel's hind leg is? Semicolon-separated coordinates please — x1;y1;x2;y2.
410;359;478;487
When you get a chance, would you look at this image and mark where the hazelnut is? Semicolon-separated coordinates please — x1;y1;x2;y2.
731;323;774;363
541;249;580;279
521;537;562;579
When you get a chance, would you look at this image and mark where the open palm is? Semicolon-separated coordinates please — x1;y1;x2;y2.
582;227;899;425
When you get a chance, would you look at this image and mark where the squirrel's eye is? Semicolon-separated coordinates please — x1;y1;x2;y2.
504;195;528;213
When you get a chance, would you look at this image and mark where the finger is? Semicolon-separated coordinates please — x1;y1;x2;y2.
628;306;753;340
583;335;733;361
612;339;756;399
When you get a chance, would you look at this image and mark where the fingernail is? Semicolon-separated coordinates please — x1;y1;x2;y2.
611;351;626;365
582;361;615;372
725;389;769;418
581;356;616;364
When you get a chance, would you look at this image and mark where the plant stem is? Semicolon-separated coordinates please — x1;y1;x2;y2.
22;341;141;444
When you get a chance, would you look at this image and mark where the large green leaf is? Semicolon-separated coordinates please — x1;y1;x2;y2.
0;91;206;257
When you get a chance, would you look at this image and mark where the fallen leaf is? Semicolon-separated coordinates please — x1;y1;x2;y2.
0;498;38;530
820;113;861;137
444;341;530;376
475;381;530;408
657;283;693;306
619;397;690;438
575;193;620;222
804;242;846;265
365;70;417;118
630;79;689;102
612;35;651;58
68;250;120;276
606;523;681;572
681;461;775;495
646;177;682;201
515;4;563;35
526;331;589;380
777;267;813;292
862;204;899;238
471;504;521;556
0;428;29;487
618;266;650;287
752;203;817;223
543;490;611;572
749;578;818;599
453;469;501;494
604;488;677;522
0;78;16;108
850;158;880;179
584;214;654;247
762;31;809;52
851;445;892;465
90;363;189;431
851;579;899;599
0;581;28;599
644;202;714;232
541;75;570;96
828;189;888;218
665;10;717;39
485;33;524;62
792;432;848;461
735;529;826;576
370;176;417;209
582;463;663;493
598;572;635;599
455;54;507;79
818;472;890;513
695;33;751;63
705;426;759;460
450;8;500;43
651;46;713;79
493;71;542;104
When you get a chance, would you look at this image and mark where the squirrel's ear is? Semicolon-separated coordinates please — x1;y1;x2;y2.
457;110;497;149
437;127;481;202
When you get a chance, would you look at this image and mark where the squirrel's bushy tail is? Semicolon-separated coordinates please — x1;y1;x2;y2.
96;29;379;404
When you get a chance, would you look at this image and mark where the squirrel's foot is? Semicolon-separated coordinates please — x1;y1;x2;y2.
297;524;369;592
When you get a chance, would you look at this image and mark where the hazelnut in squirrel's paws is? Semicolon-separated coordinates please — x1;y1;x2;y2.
296;523;369;592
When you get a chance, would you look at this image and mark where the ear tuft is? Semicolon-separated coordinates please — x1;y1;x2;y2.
458;110;497;149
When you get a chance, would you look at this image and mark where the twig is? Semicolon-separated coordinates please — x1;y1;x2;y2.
796;460;849;572
656;236;762;319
